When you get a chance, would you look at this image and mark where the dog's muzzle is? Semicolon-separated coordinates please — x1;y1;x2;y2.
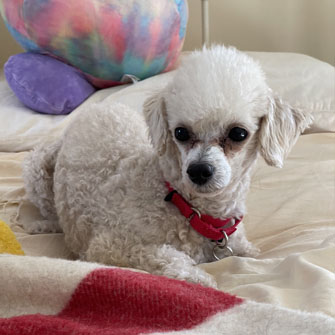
187;163;214;185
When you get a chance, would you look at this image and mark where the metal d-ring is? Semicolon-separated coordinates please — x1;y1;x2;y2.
212;231;234;261
191;207;201;218
187;207;201;225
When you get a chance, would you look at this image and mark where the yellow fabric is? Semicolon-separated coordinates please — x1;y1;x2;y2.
0;220;24;255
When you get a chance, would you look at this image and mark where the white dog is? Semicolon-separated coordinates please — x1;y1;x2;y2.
23;45;311;287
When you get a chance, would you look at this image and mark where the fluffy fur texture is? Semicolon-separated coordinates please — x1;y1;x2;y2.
23;45;312;287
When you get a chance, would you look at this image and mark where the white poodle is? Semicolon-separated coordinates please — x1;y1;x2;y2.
23;45;312;287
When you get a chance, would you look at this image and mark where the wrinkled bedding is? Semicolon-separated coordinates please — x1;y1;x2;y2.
0;52;334;333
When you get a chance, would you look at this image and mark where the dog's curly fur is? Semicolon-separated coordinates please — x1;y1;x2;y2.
23;46;312;287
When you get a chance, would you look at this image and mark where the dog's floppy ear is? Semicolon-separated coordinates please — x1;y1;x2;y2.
143;92;170;156
259;95;312;168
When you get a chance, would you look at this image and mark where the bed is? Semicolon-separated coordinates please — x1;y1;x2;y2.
0;51;334;334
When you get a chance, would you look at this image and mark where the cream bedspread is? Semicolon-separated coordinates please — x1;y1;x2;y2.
0;52;334;321
1;132;334;318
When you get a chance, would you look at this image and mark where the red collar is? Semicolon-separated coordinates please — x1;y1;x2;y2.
164;182;242;241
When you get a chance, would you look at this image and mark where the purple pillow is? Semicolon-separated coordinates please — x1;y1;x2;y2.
4;53;96;115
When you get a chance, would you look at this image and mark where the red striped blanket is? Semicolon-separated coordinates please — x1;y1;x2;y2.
0;255;333;335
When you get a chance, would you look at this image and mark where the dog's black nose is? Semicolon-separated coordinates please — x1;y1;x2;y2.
187;163;214;185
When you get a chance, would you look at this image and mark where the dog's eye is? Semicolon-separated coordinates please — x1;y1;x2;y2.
228;127;248;142
175;127;190;142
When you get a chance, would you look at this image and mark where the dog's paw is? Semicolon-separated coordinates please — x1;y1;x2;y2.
235;242;260;258
183;272;218;289
246;245;261;257
23;220;61;234
195;274;218;289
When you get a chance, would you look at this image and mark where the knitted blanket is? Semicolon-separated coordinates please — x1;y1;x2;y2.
0;255;333;335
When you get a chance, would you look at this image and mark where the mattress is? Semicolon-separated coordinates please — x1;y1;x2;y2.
0;51;334;332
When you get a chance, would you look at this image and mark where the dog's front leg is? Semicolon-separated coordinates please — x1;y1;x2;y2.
228;223;260;257
138;244;218;288
84;235;217;288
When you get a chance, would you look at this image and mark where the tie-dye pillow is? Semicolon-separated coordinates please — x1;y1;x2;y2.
0;0;188;88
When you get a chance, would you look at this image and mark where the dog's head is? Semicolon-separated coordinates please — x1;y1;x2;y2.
144;46;312;197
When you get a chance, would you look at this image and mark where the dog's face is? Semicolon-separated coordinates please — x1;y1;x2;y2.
167;110;260;195
144;46;312;196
